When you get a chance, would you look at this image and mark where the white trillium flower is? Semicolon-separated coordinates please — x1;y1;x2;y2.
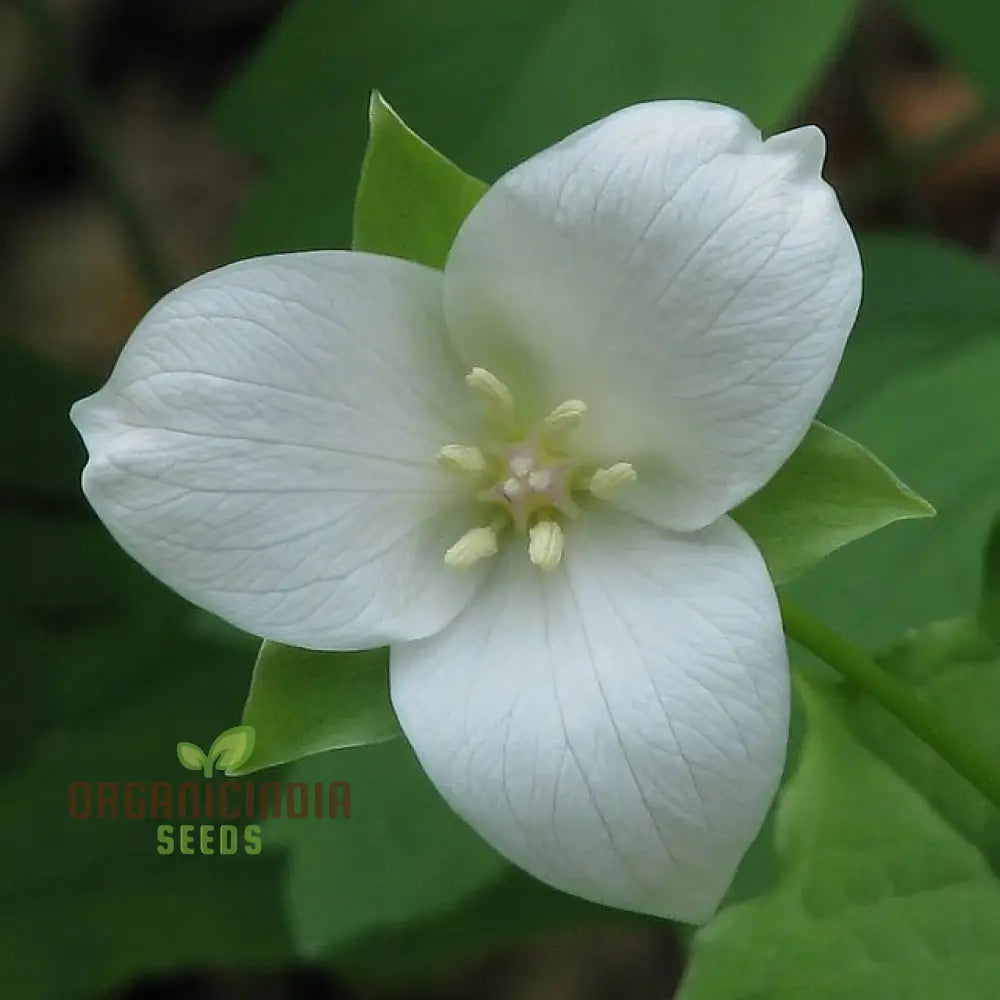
71;101;861;922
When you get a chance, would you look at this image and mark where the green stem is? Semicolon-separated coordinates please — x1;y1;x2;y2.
17;0;174;299
779;596;1000;811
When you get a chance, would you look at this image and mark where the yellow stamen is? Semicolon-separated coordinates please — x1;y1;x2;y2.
465;367;514;418
528;520;564;572
543;399;587;435
444;525;499;569
588;462;638;499
437;444;487;474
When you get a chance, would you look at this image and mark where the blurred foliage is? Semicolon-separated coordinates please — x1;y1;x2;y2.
794;278;1000;648
215;0;856;256
4;0;1000;997
900;0;1000;101
269;741;507;958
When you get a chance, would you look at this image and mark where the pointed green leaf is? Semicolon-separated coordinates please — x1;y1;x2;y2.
175;742;207;772
234;642;400;775
210;724;257;772
733;421;935;583
353;92;486;268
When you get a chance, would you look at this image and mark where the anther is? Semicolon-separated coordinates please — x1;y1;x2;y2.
543;399;587;434
437;444;487;474
588;462;638;499
465;367;514;418
528;520;564;572
444;525;498;569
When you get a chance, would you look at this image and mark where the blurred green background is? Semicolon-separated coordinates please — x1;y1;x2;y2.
3;1;1000;998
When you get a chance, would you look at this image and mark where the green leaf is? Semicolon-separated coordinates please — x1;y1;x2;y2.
236;642;400;775
679;680;1000;1000
217;0;856;257
823;234;1000;418
471;0;857;169
845;610;1000;866
786;236;1000;650
271;740;506;957
793;335;1000;650
980;512;1000;642
353;92;486;267
210;723;257;772
175;741;208;772
733;421;934;583
899;0;1000;102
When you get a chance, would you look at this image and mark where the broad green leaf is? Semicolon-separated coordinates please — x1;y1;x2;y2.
270;740;506;956
217;0;856;257
899;0;1000;102
787;236;1000;649
793;335;1000;649
733;421;934;583
237;642;400;775
472;0;857;168
175;741;207;772
679;681;1000;999
823;234;1000;417
211;723;256;771
845;610;1000;866
353;92;486;268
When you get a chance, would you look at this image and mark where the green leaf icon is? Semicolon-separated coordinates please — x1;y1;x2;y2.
177;742;208;773
210;725;256;773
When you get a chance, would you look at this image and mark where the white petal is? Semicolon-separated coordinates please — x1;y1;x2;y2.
444;101;862;530
390;509;789;922
72;251;484;649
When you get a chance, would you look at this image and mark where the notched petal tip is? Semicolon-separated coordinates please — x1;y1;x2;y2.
68;392;100;437
763;124;827;179
69;391;119;468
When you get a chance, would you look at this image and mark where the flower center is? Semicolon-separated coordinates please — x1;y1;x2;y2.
437;367;637;572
